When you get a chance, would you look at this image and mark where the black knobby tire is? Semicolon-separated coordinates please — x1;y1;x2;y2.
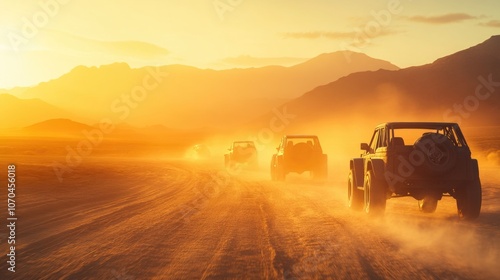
290;142;314;165
418;196;438;213
414;133;458;175
348;170;363;211
276;167;286;181
457;178;482;220
364;170;387;215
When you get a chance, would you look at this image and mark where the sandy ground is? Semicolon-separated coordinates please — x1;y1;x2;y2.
0;153;499;279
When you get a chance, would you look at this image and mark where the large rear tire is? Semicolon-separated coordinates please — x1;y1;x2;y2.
456;178;482;220
364;170;386;216
290;142;314;163
348;170;363;211
418;196;438;213
456;160;482;220
414;133;458;175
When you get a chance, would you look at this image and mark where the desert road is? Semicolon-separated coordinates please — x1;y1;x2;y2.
1;157;499;279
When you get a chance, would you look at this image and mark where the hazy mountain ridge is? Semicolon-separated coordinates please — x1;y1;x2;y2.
4;35;499;135
23;118;93;136
267;35;500;130
0;94;74;129
3;51;398;130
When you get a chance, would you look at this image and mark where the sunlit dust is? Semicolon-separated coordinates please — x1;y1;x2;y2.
1;2;500;278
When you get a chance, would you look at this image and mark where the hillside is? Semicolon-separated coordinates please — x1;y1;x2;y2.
261;35;500;132
14;52;398;129
23;118;93;137
0;94;73;129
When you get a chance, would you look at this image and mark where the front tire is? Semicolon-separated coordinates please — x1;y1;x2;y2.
276;165;286;181
270;155;277;181
364;170;386;215
275;156;286;181
348;170;363;210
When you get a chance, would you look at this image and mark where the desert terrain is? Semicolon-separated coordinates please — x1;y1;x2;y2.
1;4;500;277
0;132;498;279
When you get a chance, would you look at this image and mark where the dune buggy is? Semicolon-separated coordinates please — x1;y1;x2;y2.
225;141;258;168
271;135;328;181
348;122;481;220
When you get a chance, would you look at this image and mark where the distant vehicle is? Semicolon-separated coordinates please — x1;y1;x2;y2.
348;122;481;220
224;141;258;168
271;135;327;181
192;144;211;159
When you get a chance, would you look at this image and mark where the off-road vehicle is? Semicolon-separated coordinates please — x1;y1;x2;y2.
348;122;481;220
192;144;211;159
224;141;258;168
271;135;327;181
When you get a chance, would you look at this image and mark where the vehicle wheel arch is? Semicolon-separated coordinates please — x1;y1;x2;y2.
366;159;385;179
351;158;364;187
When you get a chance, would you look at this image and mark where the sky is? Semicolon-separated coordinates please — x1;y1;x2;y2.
1;0;500;88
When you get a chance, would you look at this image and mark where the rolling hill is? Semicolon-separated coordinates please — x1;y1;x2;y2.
13;52;398;129
23;118;94;137
0;94;74;129
259;35;500;133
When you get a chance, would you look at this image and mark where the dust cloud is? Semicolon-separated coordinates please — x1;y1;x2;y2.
373;212;500;277
0;108;498;279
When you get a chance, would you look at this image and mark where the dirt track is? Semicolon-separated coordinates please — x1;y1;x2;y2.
1;157;499;279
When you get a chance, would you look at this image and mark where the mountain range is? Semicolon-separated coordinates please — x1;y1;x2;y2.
2;35;499;138
0;94;73;129
1;51;398;129
262;35;500;132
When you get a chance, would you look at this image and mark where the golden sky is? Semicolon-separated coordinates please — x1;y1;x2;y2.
1;0;500;88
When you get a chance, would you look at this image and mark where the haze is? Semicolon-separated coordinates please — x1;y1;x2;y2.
0;1;500;279
1;0;500;88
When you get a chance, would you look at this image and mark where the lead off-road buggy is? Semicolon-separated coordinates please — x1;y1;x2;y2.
348;122;481;220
